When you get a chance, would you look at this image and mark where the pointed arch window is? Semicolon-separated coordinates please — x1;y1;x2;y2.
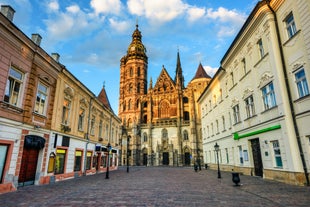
128;99;132;110
137;67;141;76
130;67;133;77
160;101;170;118
137;83;140;93
143;132;148;142
162;128;168;139
183;130;189;141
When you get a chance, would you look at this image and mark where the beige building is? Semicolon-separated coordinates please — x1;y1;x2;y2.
0;5;120;194
198;0;310;185
119;25;211;167
48;66;121;183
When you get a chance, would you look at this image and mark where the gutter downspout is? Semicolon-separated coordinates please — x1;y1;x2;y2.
266;0;309;185
83;97;93;175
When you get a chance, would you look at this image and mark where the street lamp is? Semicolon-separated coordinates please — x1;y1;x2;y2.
214;142;221;179
105;143;111;179
127;136;130;173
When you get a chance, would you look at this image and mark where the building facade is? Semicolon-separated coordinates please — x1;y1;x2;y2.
118;25;211;167
198;0;310;185
0;5;121;194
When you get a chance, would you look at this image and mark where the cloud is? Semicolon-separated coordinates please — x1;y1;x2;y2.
127;0;187;24
66;4;80;14
187;7;206;22
47;0;59;12
90;0;122;15
109;18;131;33
203;65;218;77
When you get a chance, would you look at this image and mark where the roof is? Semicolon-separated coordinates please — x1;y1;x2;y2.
192;63;211;80
97;85;113;112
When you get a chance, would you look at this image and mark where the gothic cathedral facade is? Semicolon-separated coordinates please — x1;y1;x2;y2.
119;25;211;167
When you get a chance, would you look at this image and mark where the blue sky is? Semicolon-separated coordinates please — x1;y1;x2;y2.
1;0;258;113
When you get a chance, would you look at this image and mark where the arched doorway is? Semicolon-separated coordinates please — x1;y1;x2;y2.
142;148;148;166
184;147;191;166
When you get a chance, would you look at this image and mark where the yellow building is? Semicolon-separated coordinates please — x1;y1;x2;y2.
47;65;121;183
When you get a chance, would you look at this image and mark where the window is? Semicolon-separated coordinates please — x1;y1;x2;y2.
183;130;189;141
257;39;264;58
90;116;95;135
137;67;140;76
242;58;246;75
162;128;168;139
262;82;277;110
137;83;140;93
295;68;309;98
230;72;234;86
143;132;148;142
55;149;66;174
129;67;133;77
272;140;283;167
238;146;243;164
105;124;109;140
34;82;48;115
99;120;103;139
4;67;24;106
62;99;71;125
222;116;226;131
92;154;97;168
233;104;241;124
128;99;132;110
245;95;255;118
101;155;106;167
78;108;85;131
74;150;82;171
216;120;219;134
225;148;229;164
285;12;297;39
86;151;92;170
0;145;8;181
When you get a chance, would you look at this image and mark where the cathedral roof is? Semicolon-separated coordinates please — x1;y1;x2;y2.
126;24;147;61
97;84;113;112
192;63;211;80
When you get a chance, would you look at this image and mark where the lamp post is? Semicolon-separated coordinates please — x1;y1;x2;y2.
127;136;130;173
214;142;221;179
105;143;111;179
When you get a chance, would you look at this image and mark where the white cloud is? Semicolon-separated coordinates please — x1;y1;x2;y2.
90;0;122;15
47;0;59;12
206;7;245;24
127;0;187;24
203;65;218;77
66;4;80;14
109;18;130;33
187;7;206;22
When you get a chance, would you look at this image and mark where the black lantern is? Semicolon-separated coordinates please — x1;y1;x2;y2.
214;142;221;179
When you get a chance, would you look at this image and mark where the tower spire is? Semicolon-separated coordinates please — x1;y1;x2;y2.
175;50;184;88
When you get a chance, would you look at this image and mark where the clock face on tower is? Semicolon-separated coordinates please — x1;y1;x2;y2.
130;46;135;51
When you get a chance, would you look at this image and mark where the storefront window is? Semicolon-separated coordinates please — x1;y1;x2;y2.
55;149;66;174
74;150;82;171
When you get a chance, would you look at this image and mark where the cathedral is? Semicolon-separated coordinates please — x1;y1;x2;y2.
119;24;211;167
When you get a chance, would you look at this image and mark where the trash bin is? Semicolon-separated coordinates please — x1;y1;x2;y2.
232;172;240;186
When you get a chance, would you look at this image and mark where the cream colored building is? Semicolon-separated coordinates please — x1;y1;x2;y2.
48;66;121;182
198;0;310;185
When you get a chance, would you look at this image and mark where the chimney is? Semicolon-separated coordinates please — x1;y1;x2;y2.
31;34;42;46
1;5;15;21
51;53;60;62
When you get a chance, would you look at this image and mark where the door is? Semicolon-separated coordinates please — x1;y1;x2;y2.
251;138;263;176
143;153;147;166
184;152;191;166
162;152;169;165
18;148;39;186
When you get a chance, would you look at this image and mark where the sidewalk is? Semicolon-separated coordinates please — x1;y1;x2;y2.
0;166;309;207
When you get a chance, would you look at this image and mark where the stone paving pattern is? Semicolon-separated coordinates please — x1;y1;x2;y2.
0;167;309;207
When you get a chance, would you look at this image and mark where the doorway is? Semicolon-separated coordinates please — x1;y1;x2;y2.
162;152;169;165
143;153;148;166
184;152;191;166
250;138;263;176
18;148;39;186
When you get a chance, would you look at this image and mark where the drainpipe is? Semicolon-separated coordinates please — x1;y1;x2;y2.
266;0;309;185
83;97;93;175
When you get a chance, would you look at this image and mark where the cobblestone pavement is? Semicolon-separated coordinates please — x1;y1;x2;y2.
1;166;309;207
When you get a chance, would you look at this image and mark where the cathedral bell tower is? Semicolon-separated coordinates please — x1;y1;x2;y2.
119;24;148;129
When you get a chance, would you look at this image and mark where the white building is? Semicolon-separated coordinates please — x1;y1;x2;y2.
198;0;310;185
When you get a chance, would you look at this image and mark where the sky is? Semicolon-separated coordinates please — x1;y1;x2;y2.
1;0;258;114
